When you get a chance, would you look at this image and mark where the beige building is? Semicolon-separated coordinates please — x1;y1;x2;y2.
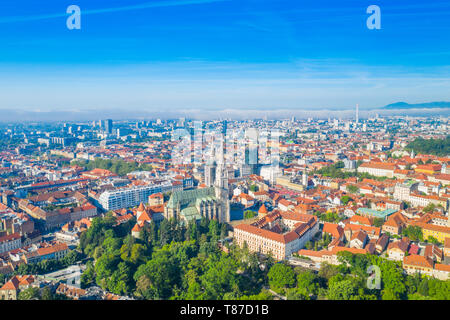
234;211;318;260
0;275;34;300
275;176;305;192
387;239;409;261
358;162;396;178
403;255;434;277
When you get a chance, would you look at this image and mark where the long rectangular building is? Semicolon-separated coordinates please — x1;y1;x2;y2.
357;162;397;178
233;211;319;260
99;181;173;211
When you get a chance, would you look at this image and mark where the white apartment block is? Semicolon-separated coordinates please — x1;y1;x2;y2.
357;162;396;178
393;181;418;202
99;181;173;211
0;233;22;254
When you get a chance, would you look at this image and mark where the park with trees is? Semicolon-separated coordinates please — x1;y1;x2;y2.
72;214;450;300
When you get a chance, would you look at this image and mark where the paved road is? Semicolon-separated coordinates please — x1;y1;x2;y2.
264;287;287;300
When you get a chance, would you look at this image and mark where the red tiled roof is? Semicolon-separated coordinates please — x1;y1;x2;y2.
359;162;396;170
0;233;21;243
322;222;344;239
258;204;268;214
403;254;433;269
36;243;68;256
435;264;450;272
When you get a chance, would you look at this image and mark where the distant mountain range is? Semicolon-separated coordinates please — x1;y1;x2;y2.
383;101;450;109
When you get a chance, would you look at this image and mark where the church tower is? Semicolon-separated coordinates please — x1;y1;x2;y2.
214;163;230;223
302;171;308;187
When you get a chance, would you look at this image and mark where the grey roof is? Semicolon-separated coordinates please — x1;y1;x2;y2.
167;187;216;208
180;206;202;222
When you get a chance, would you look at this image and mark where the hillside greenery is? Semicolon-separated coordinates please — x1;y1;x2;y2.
406;136;450;156
315;161;391;181
72;158;153;176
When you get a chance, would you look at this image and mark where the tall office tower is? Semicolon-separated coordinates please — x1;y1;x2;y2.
105;119;113;134
222;120;227;135
355;104;359;124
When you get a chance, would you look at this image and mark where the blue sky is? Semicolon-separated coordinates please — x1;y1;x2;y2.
0;0;450;116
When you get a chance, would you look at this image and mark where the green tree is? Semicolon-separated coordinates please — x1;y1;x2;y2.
327;279;359;300
423;203;436;213
347;185;359;194
418;279;429;296
133;248;181;299
238;290;273;300
18;287;41;300
286;288;309;300
243;210;256;220
340;195;352;205
296;271;319;296
200;254;240;299
159;219;172;245
267;264;296;292
318;263;340;280
372;218;385;228
405;136;450;157
402;225;423;242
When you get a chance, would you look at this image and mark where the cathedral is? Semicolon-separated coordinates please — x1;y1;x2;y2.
164;163;230;224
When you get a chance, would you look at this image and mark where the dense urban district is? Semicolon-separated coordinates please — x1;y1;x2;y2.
0;115;449;300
